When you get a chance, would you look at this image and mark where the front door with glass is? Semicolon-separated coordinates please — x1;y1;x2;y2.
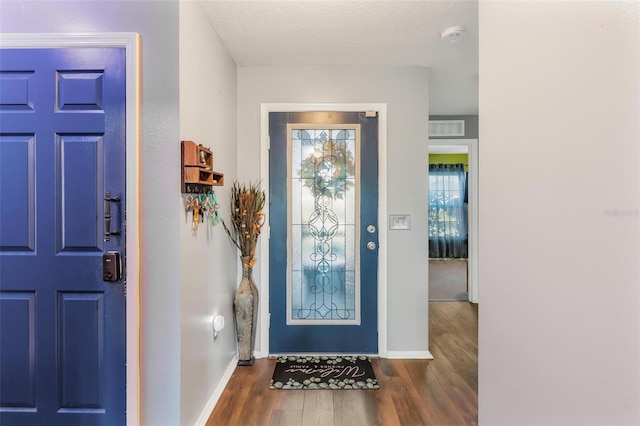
269;111;378;354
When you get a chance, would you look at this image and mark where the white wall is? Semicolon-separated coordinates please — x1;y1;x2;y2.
238;66;430;355
178;2;238;425
0;1;182;424
479;2;640;424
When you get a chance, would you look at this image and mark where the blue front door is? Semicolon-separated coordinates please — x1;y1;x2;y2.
269;112;379;354
0;48;126;425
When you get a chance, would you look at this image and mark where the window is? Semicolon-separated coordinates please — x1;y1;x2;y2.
428;164;468;258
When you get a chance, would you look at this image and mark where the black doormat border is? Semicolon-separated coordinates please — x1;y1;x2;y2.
270;355;380;390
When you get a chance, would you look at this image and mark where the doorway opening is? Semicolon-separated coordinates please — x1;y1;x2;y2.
427;139;478;303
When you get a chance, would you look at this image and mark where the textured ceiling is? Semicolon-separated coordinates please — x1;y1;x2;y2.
199;0;478;115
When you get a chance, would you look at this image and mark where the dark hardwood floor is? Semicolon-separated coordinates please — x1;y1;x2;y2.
206;302;478;425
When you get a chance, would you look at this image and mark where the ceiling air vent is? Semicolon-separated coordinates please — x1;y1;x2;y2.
429;120;465;137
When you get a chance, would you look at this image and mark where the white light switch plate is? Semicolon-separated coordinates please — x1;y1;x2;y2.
389;215;411;230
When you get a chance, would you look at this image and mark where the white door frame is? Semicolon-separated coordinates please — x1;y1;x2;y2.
428;138;479;303
0;33;141;426
260;103;389;357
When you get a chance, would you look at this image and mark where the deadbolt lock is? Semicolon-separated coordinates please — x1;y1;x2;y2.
103;251;122;282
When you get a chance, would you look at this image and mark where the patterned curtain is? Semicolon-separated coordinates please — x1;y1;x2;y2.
428;164;468;258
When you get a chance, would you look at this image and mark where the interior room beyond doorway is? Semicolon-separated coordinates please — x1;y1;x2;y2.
428;142;476;302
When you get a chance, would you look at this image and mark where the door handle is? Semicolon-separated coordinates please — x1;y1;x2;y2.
367;241;377;250
104;192;121;241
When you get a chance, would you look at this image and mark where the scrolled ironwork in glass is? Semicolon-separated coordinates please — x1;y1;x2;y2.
288;126;359;324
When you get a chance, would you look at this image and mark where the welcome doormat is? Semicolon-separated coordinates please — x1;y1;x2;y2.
270;355;379;390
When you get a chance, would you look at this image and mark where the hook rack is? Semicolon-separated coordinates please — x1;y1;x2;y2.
181;140;224;193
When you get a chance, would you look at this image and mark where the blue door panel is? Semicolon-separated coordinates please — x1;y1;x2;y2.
269;112;378;354
0;293;36;408
0;48;126;425
57;134;104;252
0;71;35;111
0;134;35;251
58;293;104;409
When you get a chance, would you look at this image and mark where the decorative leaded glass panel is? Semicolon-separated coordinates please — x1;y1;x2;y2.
287;125;360;325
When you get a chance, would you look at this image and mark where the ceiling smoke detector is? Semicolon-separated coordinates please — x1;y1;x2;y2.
440;26;465;44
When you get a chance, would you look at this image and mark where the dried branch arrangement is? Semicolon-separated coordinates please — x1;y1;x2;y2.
222;181;266;268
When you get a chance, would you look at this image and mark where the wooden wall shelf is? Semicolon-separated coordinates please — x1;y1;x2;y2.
181;140;224;193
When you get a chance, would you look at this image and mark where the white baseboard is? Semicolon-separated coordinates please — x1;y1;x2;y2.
194;355;238;426
386;350;434;359
256;350;435;359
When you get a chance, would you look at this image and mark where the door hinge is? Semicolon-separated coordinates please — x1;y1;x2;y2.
124;280;127;297
268;136;271;150
268;313;271;329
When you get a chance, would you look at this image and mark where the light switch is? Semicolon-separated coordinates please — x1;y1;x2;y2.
389;215;411;230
